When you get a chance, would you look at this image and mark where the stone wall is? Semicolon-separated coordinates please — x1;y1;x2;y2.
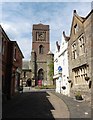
68;10;92;100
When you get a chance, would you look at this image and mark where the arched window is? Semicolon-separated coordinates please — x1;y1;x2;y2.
39;45;44;54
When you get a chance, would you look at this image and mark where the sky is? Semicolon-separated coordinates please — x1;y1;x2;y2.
0;1;92;60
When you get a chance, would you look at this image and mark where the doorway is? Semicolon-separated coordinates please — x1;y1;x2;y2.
38;69;44;81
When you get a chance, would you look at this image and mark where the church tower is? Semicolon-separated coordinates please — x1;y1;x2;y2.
31;23;51;85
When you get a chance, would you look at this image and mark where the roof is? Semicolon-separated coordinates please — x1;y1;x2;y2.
73;10;85;23
69;9;92;38
11;41;24;58
0;25;24;58
33;23;49;30
47;51;54;55
63;31;70;41
22;60;30;69
0;25;10;42
85;9;93;20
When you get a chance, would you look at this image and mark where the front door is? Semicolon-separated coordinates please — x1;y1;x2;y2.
38;69;44;85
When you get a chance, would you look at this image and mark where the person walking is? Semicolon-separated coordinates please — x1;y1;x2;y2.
26;78;31;90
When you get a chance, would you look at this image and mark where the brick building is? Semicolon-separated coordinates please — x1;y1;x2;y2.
10;41;24;96
0;25;24;100
31;23;54;86
65;10;93;99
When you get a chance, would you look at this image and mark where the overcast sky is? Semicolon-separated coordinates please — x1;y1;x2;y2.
0;1;92;60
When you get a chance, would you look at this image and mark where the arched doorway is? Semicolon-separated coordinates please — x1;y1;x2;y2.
38;69;44;81
26;78;31;87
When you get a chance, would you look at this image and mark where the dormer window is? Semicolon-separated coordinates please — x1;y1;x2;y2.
74;24;78;34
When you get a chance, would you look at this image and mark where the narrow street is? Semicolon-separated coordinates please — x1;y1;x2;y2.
2;88;69;119
2;87;91;119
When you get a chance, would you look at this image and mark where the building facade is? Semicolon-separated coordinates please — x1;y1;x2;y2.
53;33;70;96
0;25;24;100
31;23;54;86
11;41;24;95
67;10;93;99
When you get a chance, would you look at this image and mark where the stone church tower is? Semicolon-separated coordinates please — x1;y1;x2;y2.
31;23;54;86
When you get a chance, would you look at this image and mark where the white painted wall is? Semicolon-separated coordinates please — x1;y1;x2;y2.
53;35;70;96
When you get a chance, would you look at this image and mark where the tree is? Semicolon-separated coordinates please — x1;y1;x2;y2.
48;62;54;81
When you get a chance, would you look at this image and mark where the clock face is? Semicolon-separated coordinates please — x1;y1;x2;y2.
38;32;45;40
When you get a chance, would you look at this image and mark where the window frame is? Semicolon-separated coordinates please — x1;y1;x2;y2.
39;45;44;54
72;42;77;59
78;34;85;56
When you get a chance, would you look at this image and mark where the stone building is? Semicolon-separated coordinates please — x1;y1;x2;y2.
0;25;24;100
31;23;54;86
66;10;93;99
21;60;32;87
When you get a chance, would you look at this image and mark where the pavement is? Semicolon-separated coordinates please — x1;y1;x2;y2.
50;90;91;119
47;91;70;119
2;87;92;119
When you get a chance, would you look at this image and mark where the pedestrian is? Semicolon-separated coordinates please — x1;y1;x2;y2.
26;78;31;90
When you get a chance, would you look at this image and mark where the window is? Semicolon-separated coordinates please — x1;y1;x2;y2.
74;24;78;34
78;34;85;56
72;43;77;59
73;65;88;85
39;45;44;54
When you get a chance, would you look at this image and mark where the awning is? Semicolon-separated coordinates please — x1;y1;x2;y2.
53;74;60;79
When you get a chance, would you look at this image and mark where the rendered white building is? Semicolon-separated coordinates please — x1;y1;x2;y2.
53;33;70;96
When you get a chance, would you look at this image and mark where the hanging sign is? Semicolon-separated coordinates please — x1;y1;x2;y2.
58;66;62;73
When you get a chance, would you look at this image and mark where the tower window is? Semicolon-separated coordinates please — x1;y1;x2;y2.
39;45;44;54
